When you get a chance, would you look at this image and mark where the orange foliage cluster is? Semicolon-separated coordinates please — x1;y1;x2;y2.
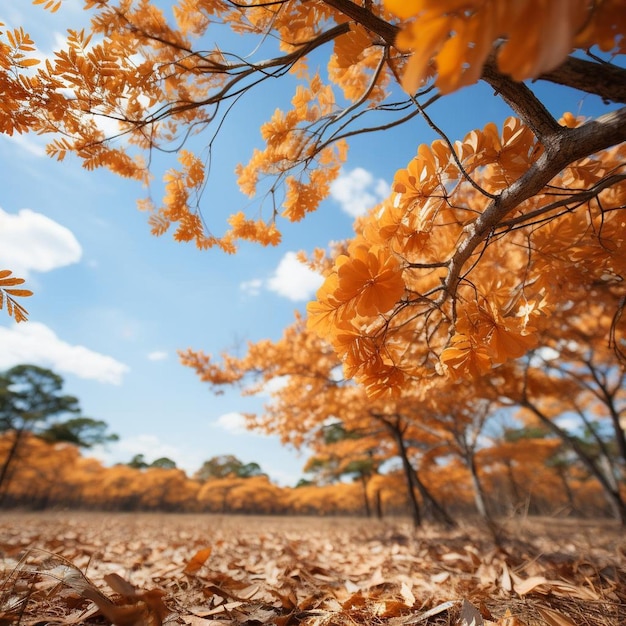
180;303;625;523
1;1;624;389
308;116;625;395
386;0;625;93
0;431;612;518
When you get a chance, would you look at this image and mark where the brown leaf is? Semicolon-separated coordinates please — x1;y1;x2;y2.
394;600;459;624
496;609;527;626
514;576;599;600
80;586;149;626
105;572;139;597
535;607;578;626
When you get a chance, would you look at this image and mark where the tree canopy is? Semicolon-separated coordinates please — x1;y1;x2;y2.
195;455;265;481
1;1;624;395
0;1;624;520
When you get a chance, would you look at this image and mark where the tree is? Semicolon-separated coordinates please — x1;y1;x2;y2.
182;315;456;527
0;364;82;501
127;453;150;469
40;417;119;448
195;455;265;481
197;474;283;514
150;456;178;469
490;353;626;523
305;422;382;517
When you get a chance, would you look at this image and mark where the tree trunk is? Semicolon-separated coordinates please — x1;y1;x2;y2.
358;473;371;518
411;471;456;528
0;428;26;505
468;455;491;520
390;425;422;528
374;489;383;520
555;465;578;514
503;458;521;510
523;399;626;525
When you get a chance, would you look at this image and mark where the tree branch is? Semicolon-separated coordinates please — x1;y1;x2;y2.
537;56;626;104
481;58;562;140
498;172;626;231
320;0;399;45
442;106;626;301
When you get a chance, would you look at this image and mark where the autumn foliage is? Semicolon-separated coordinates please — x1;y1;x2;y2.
2;1;625;345
0;430;616;519
1;1;625;520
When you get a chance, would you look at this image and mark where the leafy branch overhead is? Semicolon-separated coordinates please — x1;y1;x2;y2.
1;2;625;386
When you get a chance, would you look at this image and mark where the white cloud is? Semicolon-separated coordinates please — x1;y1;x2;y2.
0;207;82;277
240;278;263;297
267;252;324;301
330;167;391;218
147;350;168;361
214;412;251;435
0;322;129;385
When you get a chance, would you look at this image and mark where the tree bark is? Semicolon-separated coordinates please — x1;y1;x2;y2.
388;423;422;527
359;473;371;518
0;428;26;505
412;470;456;528
523;398;626;525
468;455;490;520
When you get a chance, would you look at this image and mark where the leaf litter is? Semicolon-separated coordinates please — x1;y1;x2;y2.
0;513;623;626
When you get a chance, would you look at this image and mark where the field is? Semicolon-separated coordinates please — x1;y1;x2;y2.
0;512;624;625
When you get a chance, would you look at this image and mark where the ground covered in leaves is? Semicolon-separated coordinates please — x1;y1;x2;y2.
0;512;624;625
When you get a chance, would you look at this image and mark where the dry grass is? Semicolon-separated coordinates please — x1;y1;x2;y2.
0;512;624;625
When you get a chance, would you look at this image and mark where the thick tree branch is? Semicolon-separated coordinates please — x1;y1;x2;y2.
320;0;399;45
481;59;562;140
442;106;626;301
537;56;626;104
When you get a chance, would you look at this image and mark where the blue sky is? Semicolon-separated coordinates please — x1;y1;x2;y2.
0;2;616;485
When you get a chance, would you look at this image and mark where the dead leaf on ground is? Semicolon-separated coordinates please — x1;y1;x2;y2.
184;548;213;575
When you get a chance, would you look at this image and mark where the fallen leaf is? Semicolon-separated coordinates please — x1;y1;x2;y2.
535;606;578;626
496;608;527;625
184;547;213;575
396;600;459;624
400;581;415;607
458;599;484;626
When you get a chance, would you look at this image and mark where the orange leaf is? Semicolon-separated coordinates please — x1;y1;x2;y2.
4;289;33;297
18;58;40;67
440;334;491;380
0;277;25;286
184;547;212;575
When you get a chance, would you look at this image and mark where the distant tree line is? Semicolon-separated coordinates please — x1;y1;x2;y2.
0;364;621;521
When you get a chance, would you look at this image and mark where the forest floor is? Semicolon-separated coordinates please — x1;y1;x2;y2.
0;512;623;626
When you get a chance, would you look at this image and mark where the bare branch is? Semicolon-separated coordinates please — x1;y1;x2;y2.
498;173;626;231
537;56;626;104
